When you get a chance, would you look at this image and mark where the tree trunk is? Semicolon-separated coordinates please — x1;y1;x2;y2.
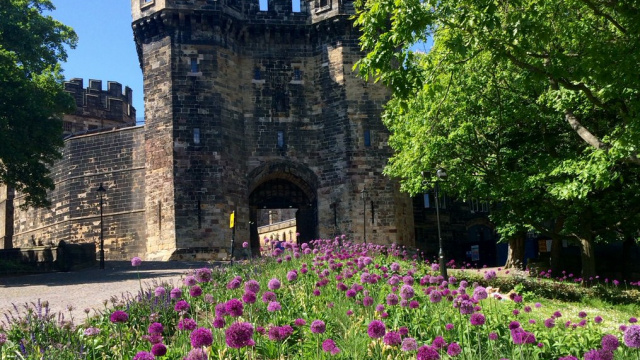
504;231;526;269
580;234;596;280
549;216;566;274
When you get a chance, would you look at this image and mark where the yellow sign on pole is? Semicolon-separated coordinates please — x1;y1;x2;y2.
230;211;235;229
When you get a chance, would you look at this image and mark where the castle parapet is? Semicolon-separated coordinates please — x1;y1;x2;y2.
64;78;136;125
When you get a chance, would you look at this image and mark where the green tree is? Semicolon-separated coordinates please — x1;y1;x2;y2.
354;0;640;276
0;0;77;207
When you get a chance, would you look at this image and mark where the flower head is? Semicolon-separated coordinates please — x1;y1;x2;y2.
170;288;182;300
148;322;163;335
225;322;255;348
151;343;167;356
245;280;261;293
109;310;129;323
267;301;282;312
174;299;191;313
624;325;640;348
178;318;197;331
225;298;244;317
195;268;212;283
189;285;202;297
383;331;402;346
268;278;281;290
311;320;326;334
132;351;154;360
367;320;386;338
154;287;166;297
184;348;208;360
401;337;418;352
190;327;213;348
213;317;226;328
416;345;440;360
447;342;462;357
83;327;100;336
601;334;619;351
470;313;486;326
131;257;142;267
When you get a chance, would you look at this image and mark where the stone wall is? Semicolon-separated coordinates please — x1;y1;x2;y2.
11;127;146;260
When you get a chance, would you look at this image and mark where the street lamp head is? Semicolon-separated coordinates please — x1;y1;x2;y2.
97;183;106;193
436;168;448;180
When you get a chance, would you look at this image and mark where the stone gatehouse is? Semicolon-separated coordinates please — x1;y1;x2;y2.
0;0;416;261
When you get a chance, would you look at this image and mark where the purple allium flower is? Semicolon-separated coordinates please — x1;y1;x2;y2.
175;300;190;313
447;342;462;357
242;241;249;248
367;320;386;339
190;327;213;348
362;296;374;307
267;301;281;312
624;325;640;348
345;289;357;298
170;288;182;300
131;257;142;267
429;291;442;303
346;309;354;316
213;317;226;328
470;313;486;326
214;303;228;317
287;270;298;282
416;345;440;360
375;304;385;312
154;287;166;297
226;298;244;317
262;291;276;303
225;322;255;348
579;311;588;318
508;321;521;330
621;325;628;332
184;275;197;287
510;328;536;345
184;348;208;360
398;326;409;336
583;348;614;360
268;326;291;341
109;310;129;323
151;343;167;356
227;278;242;290
242;291;257;304
558;356;578;360
148;322;164;335
535;302;542;308
386;293;399;306
513;309;520;316
400;285;415;300
458;300;474;315
544;318;555;328
322;338;338;352
432;336;447;349
631;317;639;324
268;278;281;290
445;323;454;331
601;334;619;351
178;318;197;331
401;337;418;352
473;286;488;300
195;268;212;283
132;351;154;360
488;332;498;341
143;334;163;344
83;327;100;336
293;318;306;326
383;331;402;346
189;285;202;297
245;280;260;293
311;320;326;334
553;311;562;318
313;288;321;296
595;316;603;324
524;306;532;313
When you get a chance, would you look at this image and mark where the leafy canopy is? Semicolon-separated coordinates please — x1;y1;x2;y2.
0;0;77;207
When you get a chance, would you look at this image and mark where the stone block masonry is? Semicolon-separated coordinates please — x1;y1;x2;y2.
11;127;147;260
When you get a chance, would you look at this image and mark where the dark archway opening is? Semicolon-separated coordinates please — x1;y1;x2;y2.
249;177;317;255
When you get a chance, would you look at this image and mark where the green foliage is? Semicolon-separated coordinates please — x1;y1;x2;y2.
353;0;640;260
0;0;77;208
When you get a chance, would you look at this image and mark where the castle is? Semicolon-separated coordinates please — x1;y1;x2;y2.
0;0;418;261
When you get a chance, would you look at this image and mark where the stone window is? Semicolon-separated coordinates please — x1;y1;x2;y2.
273;88;289;115
469;198;489;213
320;0;328;7
292;0;301;12
259;0;268;11
254;67;261;80
293;67;302;81
193;128;201;145
141;0;154;8
190;58;199;73
364;129;371;147
277;131;285;149
63;121;72;132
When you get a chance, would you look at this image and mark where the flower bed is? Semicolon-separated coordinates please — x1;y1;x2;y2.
1;238;639;359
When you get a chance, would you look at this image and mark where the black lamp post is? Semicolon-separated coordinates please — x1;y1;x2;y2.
434;169;448;278
361;187;367;244
97;183;106;269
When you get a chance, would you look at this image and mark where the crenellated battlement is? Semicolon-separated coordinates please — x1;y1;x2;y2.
64;78;136;125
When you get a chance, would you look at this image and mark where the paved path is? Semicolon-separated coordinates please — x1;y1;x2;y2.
0;261;211;325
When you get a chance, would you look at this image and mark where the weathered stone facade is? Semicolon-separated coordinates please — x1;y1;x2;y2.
132;0;415;260
0;0;417;261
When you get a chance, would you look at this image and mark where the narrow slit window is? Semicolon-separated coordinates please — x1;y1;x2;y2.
277;131;285;149
293;68;302;80
259;0;268;11
193;128;200;144
292;0;301;12
364;129;371;147
254;67;261;80
190;58;199;73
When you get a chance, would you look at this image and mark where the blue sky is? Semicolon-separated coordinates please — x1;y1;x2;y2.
49;1;144;120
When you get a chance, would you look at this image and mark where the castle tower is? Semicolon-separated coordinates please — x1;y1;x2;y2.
132;0;415;260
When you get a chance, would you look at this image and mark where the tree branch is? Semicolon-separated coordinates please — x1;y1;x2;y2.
564;110;610;150
579;0;627;34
